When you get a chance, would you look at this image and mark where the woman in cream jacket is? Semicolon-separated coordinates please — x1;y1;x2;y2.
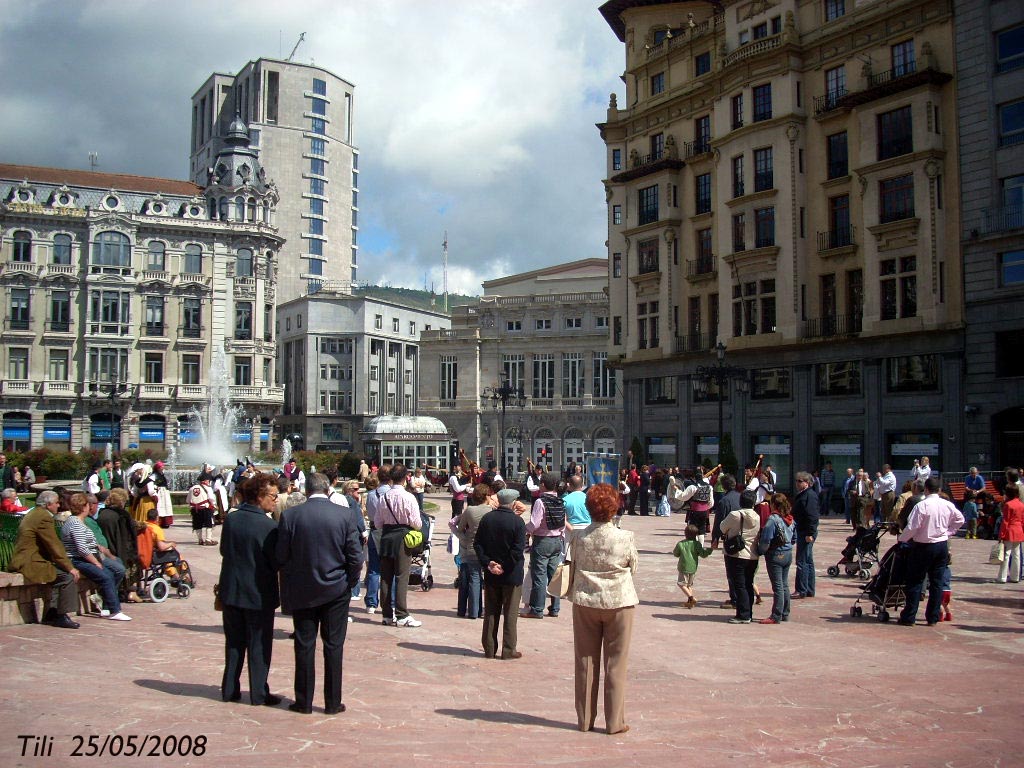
566;483;639;735
719;489;762;624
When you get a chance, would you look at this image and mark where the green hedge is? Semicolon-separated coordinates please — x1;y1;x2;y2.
3;447;168;481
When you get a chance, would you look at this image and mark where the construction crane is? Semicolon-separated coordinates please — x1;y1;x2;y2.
287;32;305;61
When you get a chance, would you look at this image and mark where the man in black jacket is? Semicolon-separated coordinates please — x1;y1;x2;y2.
793;471;821;599
711;474;741;608
276;473;363;715
474;488;527;660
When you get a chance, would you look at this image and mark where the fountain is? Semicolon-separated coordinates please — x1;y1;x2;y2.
165;347;260;491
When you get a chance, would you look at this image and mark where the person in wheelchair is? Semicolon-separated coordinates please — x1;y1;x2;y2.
145;508;182;582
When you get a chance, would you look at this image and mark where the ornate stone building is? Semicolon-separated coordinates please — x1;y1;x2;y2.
0;120;283;453
418;259;622;477
598;0;964;491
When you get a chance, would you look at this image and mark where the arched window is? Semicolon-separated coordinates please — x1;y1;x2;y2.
247;198;256;222
208;197;217;220
235;196;245;221
12;230;32;262
218;197;228;220
184;244;203;274
92;231;131;267
236;248;253;278
52;234;72;265
146;241;166;271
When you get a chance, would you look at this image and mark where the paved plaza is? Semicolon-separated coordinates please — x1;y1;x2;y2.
4;493;1023;767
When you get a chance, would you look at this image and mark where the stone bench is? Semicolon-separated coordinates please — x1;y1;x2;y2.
0;571;100;627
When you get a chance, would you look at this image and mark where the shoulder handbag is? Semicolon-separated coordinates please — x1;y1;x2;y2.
724;513;747;555
988;541;1006;565
547;559;574;599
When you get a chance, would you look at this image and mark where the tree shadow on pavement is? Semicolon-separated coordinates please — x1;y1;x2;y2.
435;708;578;731
397;641;480;657
162;621;291;640
134;679;222;701
958;595;1024;609
651;612;731;623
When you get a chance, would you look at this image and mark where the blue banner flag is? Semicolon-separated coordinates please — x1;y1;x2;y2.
587;456;618;487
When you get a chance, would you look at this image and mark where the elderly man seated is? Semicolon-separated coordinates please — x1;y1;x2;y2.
7;490;82;628
1;487;29;514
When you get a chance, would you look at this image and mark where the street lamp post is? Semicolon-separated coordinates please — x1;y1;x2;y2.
507;421;529;478
482;375;526;478
94;374;130;454
692;342;749;464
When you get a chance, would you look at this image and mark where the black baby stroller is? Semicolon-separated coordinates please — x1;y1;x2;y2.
849;540;908;622
827;522;890;579
408;513;435;591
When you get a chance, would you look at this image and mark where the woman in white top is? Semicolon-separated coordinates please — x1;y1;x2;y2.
719;489;762;624
410;467;427;512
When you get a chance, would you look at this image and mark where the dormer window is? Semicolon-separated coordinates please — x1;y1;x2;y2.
103;194;121;211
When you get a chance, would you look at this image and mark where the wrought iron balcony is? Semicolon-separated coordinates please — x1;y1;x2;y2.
802;313;862;339
684;139;711;159
674;332;713;354
686;257;716;278
868;61;917;88
816;226;855;252
982;204;1023;234
813;88;849;115
639;253;660;275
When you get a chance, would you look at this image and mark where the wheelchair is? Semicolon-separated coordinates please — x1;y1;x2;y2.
138;548;196;602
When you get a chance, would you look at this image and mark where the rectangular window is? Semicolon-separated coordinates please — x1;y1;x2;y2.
753;22;769;40
596;316;608;328
565;317;582;329
440;355;458;400
651;132;665;160
310;157;326;175
409;321;416;336
612;204;622;225
310;137;326;156
754;207;775;248
824;65;846;111
694;115;710;153
88;347;128;383
89;290;130;334
48;349;68;381
695;51;711;76
892;40;916;77
825;0;845;22
313;77;327;95
506;319;522;331
144;296;164;336
638;238;659;274
753;83;772;122
144;353;163;384
49;290;70;332
310;177;325;196
8;347;28;379
235;301;253;339
311;97;327;116
612;253;622;278
503;353;525;392
696;228;713;269
146;241;165;271
878;106;913;160
644;376;676;405
825;194;852;249
732;213;746;253
10;288;30;330
612;148;622;170
183;298;201;338
886;355;939;393
827;131;848;179
374;314;383;329
182;355;200;385
651;72;665;95
997;24;1024;73
998;99;1024;147
184;245;202;274
392;317;400;332
562;352;584;398
1001;250;1024;286
532;354;555;399
234;357;252;386
535;318;551;330
821;273;837;325
753;147;773;191
879;174;915;223
613;316;622;346
638;184;659;225
751;367;791;400
815;361;862;396
732;155;745;198
879;256;917;320
52;234;72;265
593;352;615;398
311;116;326;134
847;269;864;328
695;173;711;214
731;93;744;130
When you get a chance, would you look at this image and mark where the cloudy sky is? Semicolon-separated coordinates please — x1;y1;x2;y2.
0;0;624;295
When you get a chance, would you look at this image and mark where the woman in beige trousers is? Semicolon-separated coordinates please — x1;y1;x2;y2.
566;483;639;735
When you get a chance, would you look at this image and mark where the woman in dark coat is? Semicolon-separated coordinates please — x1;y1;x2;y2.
218;473;281;706
96;488;141;602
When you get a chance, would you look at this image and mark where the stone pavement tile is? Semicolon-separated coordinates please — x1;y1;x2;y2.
2;501;1023;767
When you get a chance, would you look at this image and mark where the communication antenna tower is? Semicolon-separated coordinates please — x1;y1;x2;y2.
442;232;449;312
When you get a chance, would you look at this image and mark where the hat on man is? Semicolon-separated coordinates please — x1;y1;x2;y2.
497;489;519;506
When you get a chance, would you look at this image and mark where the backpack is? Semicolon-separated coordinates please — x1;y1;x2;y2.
689;482;713;512
540;495;566;530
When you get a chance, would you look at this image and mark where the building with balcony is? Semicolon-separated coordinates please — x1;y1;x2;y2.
190;58;358;303
0;131;283;453
956;0;1024;468
598;0;964;491
276;287;450;453
417;259;622;477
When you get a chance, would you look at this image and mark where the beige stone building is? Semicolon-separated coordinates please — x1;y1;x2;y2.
418;259;622;477
0;144;282;453
190;58;358;303
599;0;963;492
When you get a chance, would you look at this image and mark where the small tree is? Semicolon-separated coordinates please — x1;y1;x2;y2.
719;433;739;477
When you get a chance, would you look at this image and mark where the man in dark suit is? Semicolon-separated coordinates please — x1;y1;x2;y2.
218;473;281;706
7;490;81;628
793;471;821;599
474;488;527;660
276;473;363;715
0;453;16;492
